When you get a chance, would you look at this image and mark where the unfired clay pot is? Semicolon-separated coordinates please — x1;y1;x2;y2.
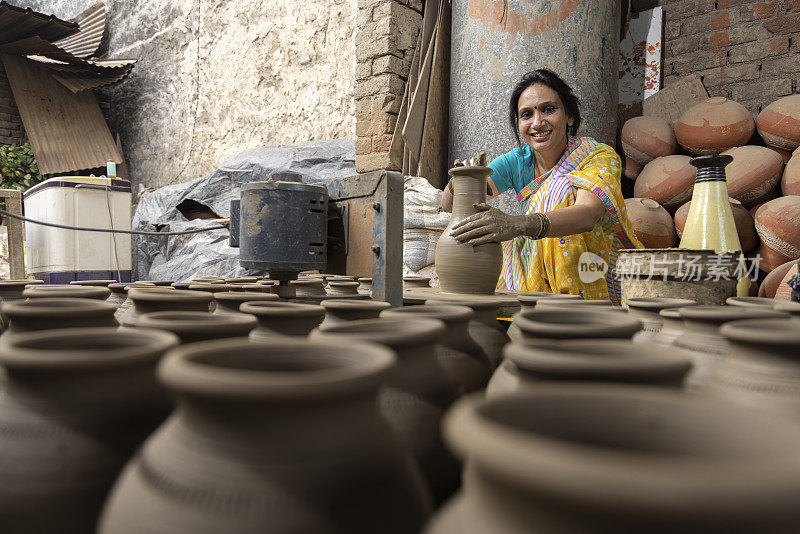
69;279;117;287
754;197;800;273
774;300;800;321
625;297;697;342
652;307;686;346
112;282;157;321
22;284;111;300
775;263;800;301
98;338;432;534
624;198;676;248
512;309;642;346
533;298;616;310
224;276;260;283
623;156;643;180
0;327;179;534
0;279;43;302
311;318;460;505
358;277;373;295
726;296;776;308
633;155;696;210
621;116;678;165
242;301;325;339
760;262;797;299
187;283;230;293
702;318;800;421
675;197;758;252
290;278;327;296
721;145;784;207
781;151;800;196
486;340;692;397
137;311;257;344
320;299;391;326
674;97;755;154
404;276;431;289
107;282;130;307
676;306;790;389
381;304;492;393
757;94;800;151
507;292;577;342
427;296;509;368
123;288;213;327
0;298;118;343
425;386;800;533
435;166;502;294
169;282;192;290
212;291;279;315
327;280;360;296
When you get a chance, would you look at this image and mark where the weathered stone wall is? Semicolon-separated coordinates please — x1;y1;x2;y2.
14;0;358;189
0;56;27;146
661;0;800;115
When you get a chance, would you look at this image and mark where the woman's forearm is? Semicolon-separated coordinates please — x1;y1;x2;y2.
524;204;603;239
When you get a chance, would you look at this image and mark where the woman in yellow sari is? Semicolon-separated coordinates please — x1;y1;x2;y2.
442;69;641;302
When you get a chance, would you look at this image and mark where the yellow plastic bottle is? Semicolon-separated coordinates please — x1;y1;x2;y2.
679;154;749;296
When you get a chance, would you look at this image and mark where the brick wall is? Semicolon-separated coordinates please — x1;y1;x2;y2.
355;0;422;173
662;0;800;115
0;56;27;146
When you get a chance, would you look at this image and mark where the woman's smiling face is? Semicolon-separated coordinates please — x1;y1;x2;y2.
517;83;573;154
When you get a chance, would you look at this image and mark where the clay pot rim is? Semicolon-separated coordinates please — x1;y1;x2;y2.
313;317;446;347
69;279;118;286
138;311;257;333
720;318;799;346
327;281;359;287
159;337;396;400
214;292;279;303
22;285;111;299
187;284;231;292
725;297;776;308
240;301;324;317
2;297;117;317
0;279;44;287
444;387;800;512
170;282;193;289
380;304;473;322
357;277;373;282
534;298;613;309
0;327;179;369
448;165;493;177
626;298;697;312
140;280;175;286
504;340;692;379
516;292;577;305
190;278;225;282
773;301;800;314
224;277;260;283
659;308;684;319
321;299;391;312
426;296;503;310
130;288;213;303
403;276;431;281
513;309;641;339
678;305;789;323
290;279;325;286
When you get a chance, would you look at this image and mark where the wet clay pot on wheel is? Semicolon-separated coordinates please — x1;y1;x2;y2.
22;284;111;301
311;318;460;505
242;301;325;339
290;278;327;297
676;306;790;390
320;299;391;326
381;304;492;393
0;298;118;344
0;327;179;534
425;386;800;534
98;338;432;534
0;279;43;302
486;340;692;398
137;311;257;344
435;165;502;294
427;297;509;369
512;309;642;347
123;288;213;327
626;297;697;342
212;291;279;315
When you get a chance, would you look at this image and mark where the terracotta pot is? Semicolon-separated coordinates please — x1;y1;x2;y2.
358;277;374;295
623;156;643;180
487;340;691;398
782;152;800;196
290;278;327;296
311;318;459;505
69;279;117;287
704;318;800;420
1;298;118;344
435;166;503;294
327;281;360;296
754;197;800;272
404;276;431;289
767;145;793;164
427;296;509;368
676;306;790;389
507;293;577;342
242;301;325;339
512;309;642;346
623;198;676;248
22;284;111;300
633;155;696;210
321;299;391;326
760;261;797;297
756;94;800;151
726;296;776;308
721;146;784;207
137;311;258;344
0;327;179;534
98;338;432;534
382;304;492;393
625;297;697;342
674;97;755;154
775;263;800;301
621;116;677;165
426;386;800;533
0;279;43;302
652;307;686;345
123;288;212;327
675;197;758;252
212;291;279;315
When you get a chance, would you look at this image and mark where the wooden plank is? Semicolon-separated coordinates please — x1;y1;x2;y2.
0;188;24;279
1;52;122;175
641;73;709;128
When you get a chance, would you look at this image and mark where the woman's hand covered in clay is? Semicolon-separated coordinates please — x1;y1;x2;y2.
450;203;540;246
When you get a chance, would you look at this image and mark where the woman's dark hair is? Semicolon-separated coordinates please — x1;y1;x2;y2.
509;69;581;145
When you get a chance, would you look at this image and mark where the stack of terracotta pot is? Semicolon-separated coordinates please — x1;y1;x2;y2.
621;95;800;299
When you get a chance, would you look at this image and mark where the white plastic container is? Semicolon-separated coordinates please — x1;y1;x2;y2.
23;176;132;283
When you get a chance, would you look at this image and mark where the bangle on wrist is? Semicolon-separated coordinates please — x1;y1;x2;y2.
535;213;550;239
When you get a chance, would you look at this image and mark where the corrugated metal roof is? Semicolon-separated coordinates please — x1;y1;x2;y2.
52;64;134;93
1;52;123;175
53;1;105;58
0;1;79;45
